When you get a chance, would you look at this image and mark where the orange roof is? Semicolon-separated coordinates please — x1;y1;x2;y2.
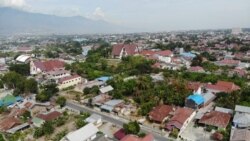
149;105;173;122
199;111;231;128
206;81;240;93
0;117;21;131
36;111;61;121
140;50;155;56
156;50;173;57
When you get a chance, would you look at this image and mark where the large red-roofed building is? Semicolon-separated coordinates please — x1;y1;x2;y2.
30;60;65;75
112;44;140;59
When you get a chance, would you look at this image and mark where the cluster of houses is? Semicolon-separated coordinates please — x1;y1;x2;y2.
0;94;60;134
111;43;196;70
29;59;85;90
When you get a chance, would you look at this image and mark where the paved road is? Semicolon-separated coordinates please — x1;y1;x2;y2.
66;101;174;141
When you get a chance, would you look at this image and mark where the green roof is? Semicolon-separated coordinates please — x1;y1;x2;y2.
32;117;44;124
1;95;16;105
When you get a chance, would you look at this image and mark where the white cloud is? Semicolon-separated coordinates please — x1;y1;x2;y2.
0;0;28;8
88;7;106;21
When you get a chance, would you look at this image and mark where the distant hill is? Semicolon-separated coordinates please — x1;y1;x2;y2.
0;7;127;35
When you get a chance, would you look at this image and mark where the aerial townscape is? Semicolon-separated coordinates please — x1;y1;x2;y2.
0;28;250;141
0;0;250;141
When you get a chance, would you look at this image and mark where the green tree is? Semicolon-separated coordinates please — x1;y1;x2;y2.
9;63;30;76
56;96;66;107
123;121;140;135
43;121;54;135
33;128;44;138
24;78;38;94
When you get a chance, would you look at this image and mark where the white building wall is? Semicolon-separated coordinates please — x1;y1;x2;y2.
58;77;83;90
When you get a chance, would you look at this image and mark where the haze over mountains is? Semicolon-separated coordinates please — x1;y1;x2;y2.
0;7;129;35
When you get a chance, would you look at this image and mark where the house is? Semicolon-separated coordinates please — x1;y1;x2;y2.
215;59;240;67
112;44;140;59
233;105;250;128
180;52;196;58
15;55;31;63
185;94;204;109
8;108;27;118
16;47;32;53
205;81;240;93
6;123;30;134
185;87;216;109
215;107;234;114
230;68;247;77
0;95;23;107
36;111;61;121
121;134;154;141
114;129;126;140
100;99;123;112
187;82;202;92
188;66;205;73
32;117;45;127
165;107;195;135
58;75;83;90
99;85;114;94
92;94;112;107
230;129;250;141
85;114;102;127
47;70;71;80
62;123;99;141
96;76;112;82
0;117;22;131
155;50;173;63
30;60;65;75
198;111;231;129
148;105;174;123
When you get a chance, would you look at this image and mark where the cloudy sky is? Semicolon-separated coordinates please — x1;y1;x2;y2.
0;0;249;31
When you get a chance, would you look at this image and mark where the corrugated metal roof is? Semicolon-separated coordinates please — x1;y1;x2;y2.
187;94;204;105
99;85;114;93
235;105;250;113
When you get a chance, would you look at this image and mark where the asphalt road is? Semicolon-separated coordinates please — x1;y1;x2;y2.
66;101;173;141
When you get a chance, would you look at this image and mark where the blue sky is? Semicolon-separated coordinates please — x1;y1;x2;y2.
1;0;250;31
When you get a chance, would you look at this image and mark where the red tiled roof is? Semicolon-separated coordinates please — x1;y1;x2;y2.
206;81;240;93
33;60;65;72
156;50;173;57
121;134;154;141
114;129;126;140
219;59;240;65
188;66;204;72
112;44;139;56
140;50;155;56
187;82;202;91
165;108;194;130
148;105;173;123
0;117;21;131
8;108;27;117
17;47;32;51
199;111;231;128
24;102;33;109
151;62;161;68
233;68;247;77
36;111;61;121
58;75;81;84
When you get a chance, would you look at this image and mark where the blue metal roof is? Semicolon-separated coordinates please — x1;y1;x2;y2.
15;96;23;102
188;94;204;105
96;76;112;82
181;52;196;58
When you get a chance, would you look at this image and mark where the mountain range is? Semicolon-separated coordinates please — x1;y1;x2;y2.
0;7;129;35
